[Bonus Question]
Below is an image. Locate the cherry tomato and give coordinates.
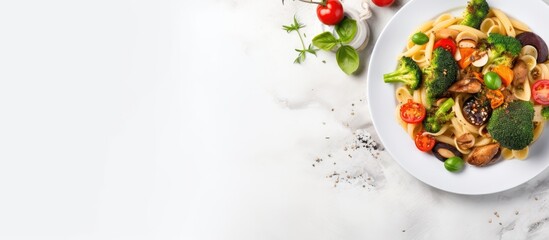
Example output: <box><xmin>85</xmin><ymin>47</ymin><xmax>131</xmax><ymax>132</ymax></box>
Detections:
<box><xmin>532</xmin><ymin>79</ymin><xmax>549</xmax><ymax>105</ymax></box>
<box><xmin>400</xmin><ymin>99</ymin><xmax>426</xmax><ymax>123</ymax></box>
<box><xmin>433</xmin><ymin>38</ymin><xmax>457</xmax><ymax>55</ymax></box>
<box><xmin>372</xmin><ymin>0</ymin><xmax>395</xmax><ymax>7</ymax></box>
<box><xmin>415</xmin><ymin>131</ymin><xmax>436</xmax><ymax>152</ymax></box>
<box><xmin>316</xmin><ymin>0</ymin><xmax>344</xmax><ymax>25</ymax></box>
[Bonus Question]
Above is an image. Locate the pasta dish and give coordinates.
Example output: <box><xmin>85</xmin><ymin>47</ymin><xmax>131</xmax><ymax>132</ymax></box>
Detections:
<box><xmin>383</xmin><ymin>0</ymin><xmax>549</xmax><ymax>172</ymax></box>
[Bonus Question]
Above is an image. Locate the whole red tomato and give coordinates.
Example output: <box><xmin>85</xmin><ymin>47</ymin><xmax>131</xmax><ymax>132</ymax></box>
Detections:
<box><xmin>372</xmin><ymin>0</ymin><xmax>395</xmax><ymax>7</ymax></box>
<box><xmin>316</xmin><ymin>0</ymin><xmax>344</xmax><ymax>25</ymax></box>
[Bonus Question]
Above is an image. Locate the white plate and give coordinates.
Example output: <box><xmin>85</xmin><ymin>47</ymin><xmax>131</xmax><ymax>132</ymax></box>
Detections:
<box><xmin>367</xmin><ymin>0</ymin><xmax>549</xmax><ymax>195</ymax></box>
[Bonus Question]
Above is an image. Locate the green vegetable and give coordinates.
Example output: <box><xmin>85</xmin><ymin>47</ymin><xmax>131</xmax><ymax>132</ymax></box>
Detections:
<box><xmin>312</xmin><ymin>32</ymin><xmax>339</xmax><ymax>50</ymax></box>
<box><xmin>482</xmin><ymin>33</ymin><xmax>522</xmax><ymax>67</ymax></box>
<box><xmin>424</xmin><ymin>98</ymin><xmax>455</xmax><ymax>133</ymax></box>
<box><xmin>423</xmin><ymin>47</ymin><xmax>459</xmax><ymax>106</ymax></box>
<box><xmin>460</xmin><ymin>0</ymin><xmax>489</xmax><ymax>29</ymax></box>
<box><xmin>487</xmin><ymin>101</ymin><xmax>534</xmax><ymax>150</ymax></box>
<box><xmin>283</xmin><ymin>16</ymin><xmax>318</xmax><ymax>64</ymax></box>
<box><xmin>488</xmin><ymin>33</ymin><xmax>522</xmax><ymax>56</ymax></box>
<box><xmin>542</xmin><ymin>106</ymin><xmax>549</xmax><ymax>120</ymax></box>
<box><xmin>337</xmin><ymin>45</ymin><xmax>360</xmax><ymax>75</ymax></box>
<box><xmin>312</xmin><ymin>18</ymin><xmax>360</xmax><ymax>75</ymax></box>
<box><xmin>412</xmin><ymin>32</ymin><xmax>429</xmax><ymax>45</ymax></box>
<box><xmin>383</xmin><ymin>56</ymin><xmax>422</xmax><ymax>90</ymax></box>
<box><xmin>444</xmin><ymin>156</ymin><xmax>465</xmax><ymax>172</ymax></box>
<box><xmin>335</xmin><ymin>17</ymin><xmax>357</xmax><ymax>44</ymax></box>
<box><xmin>484</xmin><ymin>72</ymin><xmax>502</xmax><ymax>90</ymax></box>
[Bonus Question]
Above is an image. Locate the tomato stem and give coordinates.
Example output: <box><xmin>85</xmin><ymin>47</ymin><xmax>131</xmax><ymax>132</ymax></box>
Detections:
<box><xmin>296</xmin><ymin>0</ymin><xmax>325</xmax><ymax>6</ymax></box>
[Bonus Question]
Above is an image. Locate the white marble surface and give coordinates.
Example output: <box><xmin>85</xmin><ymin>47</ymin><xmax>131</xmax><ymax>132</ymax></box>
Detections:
<box><xmin>183</xmin><ymin>0</ymin><xmax>549</xmax><ymax>239</ymax></box>
<box><xmin>2</xmin><ymin>0</ymin><xmax>549</xmax><ymax>239</ymax></box>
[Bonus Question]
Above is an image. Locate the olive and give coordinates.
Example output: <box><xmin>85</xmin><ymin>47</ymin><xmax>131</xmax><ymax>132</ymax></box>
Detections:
<box><xmin>432</xmin><ymin>142</ymin><xmax>462</xmax><ymax>162</ymax></box>
<box><xmin>445</xmin><ymin>156</ymin><xmax>465</xmax><ymax>172</ymax></box>
<box><xmin>462</xmin><ymin>96</ymin><xmax>492</xmax><ymax>126</ymax></box>
<box><xmin>412</xmin><ymin>32</ymin><xmax>429</xmax><ymax>45</ymax></box>
<box><xmin>484</xmin><ymin>72</ymin><xmax>502</xmax><ymax>90</ymax></box>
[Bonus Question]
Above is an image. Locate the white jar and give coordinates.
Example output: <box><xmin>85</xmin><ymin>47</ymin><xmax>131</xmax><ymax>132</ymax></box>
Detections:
<box><xmin>320</xmin><ymin>3</ymin><xmax>371</xmax><ymax>51</ymax></box>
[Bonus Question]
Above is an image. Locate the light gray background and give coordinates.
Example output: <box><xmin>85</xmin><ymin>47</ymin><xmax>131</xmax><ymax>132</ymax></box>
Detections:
<box><xmin>1</xmin><ymin>0</ymin><xmax>549</xmax><ymax>239</ymax></box>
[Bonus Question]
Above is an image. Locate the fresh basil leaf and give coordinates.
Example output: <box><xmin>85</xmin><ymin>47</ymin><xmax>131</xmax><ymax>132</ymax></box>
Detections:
<box><xmin>312</xmin><ymin>32</ymin><xmax>338</xmax><ymax>51</ymax></box>
<box><xmin>335</xmin><ymin>17</ymin><xmax>357</xmax><ymax>44</ymax></box>
<box><xmin>336</xmin><ymin>45</ymin><xmax>359</xmax><ymax>75</ymax></box>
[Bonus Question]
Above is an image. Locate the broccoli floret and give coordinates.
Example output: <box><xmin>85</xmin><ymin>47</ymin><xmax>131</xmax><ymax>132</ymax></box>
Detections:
<box><xmin>542</xmin><ymin>106</ymin><xmax>549</xmax><ymax>120</ymax></box>
<box><xmin>460</xmin><ymin>0</ymin><xmax>490</xmax><ymax>29</ymax></box>
<box><xmin>423</xmin><ymin>47</ymin><xmax>459</xmax><ymax>106</ymax></box>
<box><xmin>424</xmin><ymin>98</ymin><xmax>455</xmax><ymax>133</ymax></box>
<box><xmin>383</xmin><ymin>56</ymin><xmax>422</xmax><ymax>90</ymax></box>
<box><xmin>486</xmin><ymin>33</ymin><xmax>522</xmax><ymax>67</ymax></box>
<box><xmin>487</xmin><ymin>101</ymin><xmax>534</xmax><ymax>150</ymax></box>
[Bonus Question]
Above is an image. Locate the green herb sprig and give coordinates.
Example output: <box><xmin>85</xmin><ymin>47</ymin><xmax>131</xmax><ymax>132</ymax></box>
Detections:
<box><xmin>283</xmin><ymin>16</ymin><xmax>318</xmax><ymax>64</ymax></box>
<box><xmin>312</xmin><ymin>17</ymin><xmax>360</xmax><ymax>74</ymax></box>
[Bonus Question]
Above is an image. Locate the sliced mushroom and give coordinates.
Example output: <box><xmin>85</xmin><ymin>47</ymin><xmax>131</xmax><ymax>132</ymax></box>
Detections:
<box><xmin>472</xmin><ymin>51</ymin><xmax>489</xmax><ymax>67</ymax></box>
<box><xmin>448</xmin><ymin>78</ymin><xmax>482</xmax><ymax>93</ymax></box>
<box><xmin>513</xmin><ymin>60</ymin><xmax>529</xmax><ymax>86</ymax></box>
<box><xmin>432</xmin><ymin>142</ymin><xmax>462</xmax><ymax>162</ymax></box>
<box><xmin>456</xmin><ymin>133</ymin><xmax>475</xmax><ymax>150</ymax></box>
<box><xmin>470</xmin><ymin>51</ymin><xmax>487</xmax><ymax>62</ymax></box>
<box><xmin>458</xmin><ymin>39</ymin><xmax>477</xmax><ymax>48</ymax></box>
<box><xmin>466</xmin><ymin>143</ymin><xmax>501</xmax><ymax>167</ymax></box>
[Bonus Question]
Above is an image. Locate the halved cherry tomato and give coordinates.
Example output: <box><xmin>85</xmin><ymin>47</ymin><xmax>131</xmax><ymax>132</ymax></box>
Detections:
<box><xmin>532</xmin><ymin>80</ymin><xmax>549</xmax><ymax>105</ymax></box>
<box><xmin>486</xmin><ymin>89</ymin><xmax>504</xmax><ymax>109</ymax></box>
<box><xmin>415</xmin><ymin>131</ymin><xmax>436</xmax><ymax>152</ymax></box>
<box><xmin>458</xmin><ymin>48</ymin><xmax>475</xmax><ymax>69</ymax></box>
<box><xmin>433</xmin><ymin>38</ymin><xmax>457</xmax><ymax>55</ymax></box>
<box><xmin>492</xmin><ymin>65</ymin><xmax>514</xmax><ymax>87</ymax></box>
<box><xmin>400</xmin><ymin>99</ymin><xmax>426</xmax><ymax>123</ymax></box>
